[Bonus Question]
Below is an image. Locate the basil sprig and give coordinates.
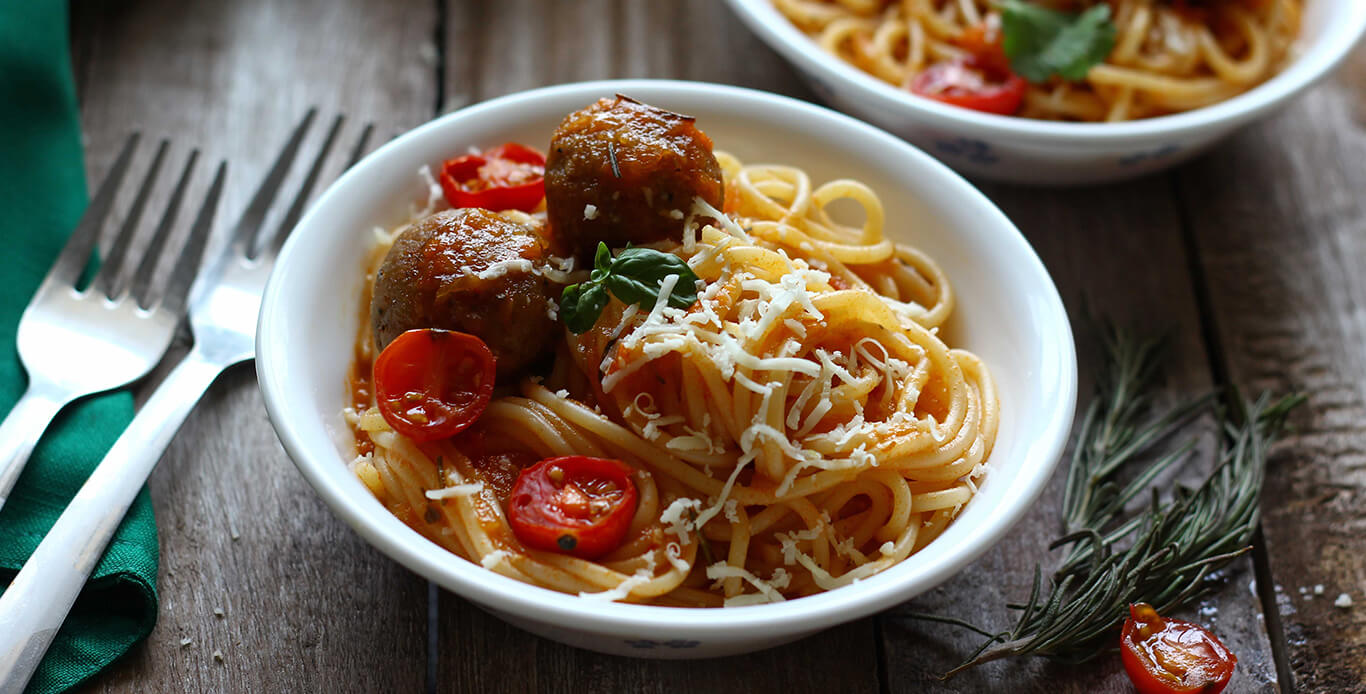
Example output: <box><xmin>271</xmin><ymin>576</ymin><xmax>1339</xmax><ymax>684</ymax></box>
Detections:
<box><xmin>560</xmin><ymin>242</ymin><xmax>700</xmax><ymax>334</ymax></box>
<box><xmin>1001</xmin><ymin>0</ymin><xmax>1116</xmax><ymax>83</ymax></box>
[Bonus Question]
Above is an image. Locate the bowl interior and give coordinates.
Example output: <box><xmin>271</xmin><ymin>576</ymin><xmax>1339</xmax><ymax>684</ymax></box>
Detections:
<box><xmin>257</xmin><ymin>80</ymin><xmax>1075</xmax><ymax>635</ymax></box>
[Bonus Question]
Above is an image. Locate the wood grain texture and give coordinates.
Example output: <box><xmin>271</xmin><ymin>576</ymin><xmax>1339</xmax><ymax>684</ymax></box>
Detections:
<box><xmin>882</xmin><ymin>180</ymin><xmax>1279</xmax><ymax>692</ymax></box>
<box><xmin>68</xmin><ymin>0</ymin><xmax>437</xmax><ymax>691</ymax></box>
<box><xmin>1175</xmin><ymin>41</ymin><xmax>1366</xmax><ymax>694</ymax></box>
<box><xmin>439</xmin><ymin>593</ymin><xmax>879</xmax><ymax>694</ymax></box>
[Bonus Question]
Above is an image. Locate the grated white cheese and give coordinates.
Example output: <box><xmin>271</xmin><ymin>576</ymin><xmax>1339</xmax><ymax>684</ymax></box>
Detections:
<box><xmin>693</xmin><ymin>454</ymin><xmax>754</xmax><ymax>530</ymax></box>
<box><xmin>414</xmin><ymin>164</ymin><xmax>445</xmax><ymax>217</ymax></box>
<box><xmin>664</xmin><ymin>542</ymin><xmax>691</xmax><ymax>574</ymax></box>
<box><xmin>706</xmin><ymin>562</ymin><xmax>787</xmax><ymax>605</ymax></box>
<box><xmin>690</xmin><ymin>196</ymin><xmax>752</xmax><ymax>242</ymax></box>
<box><xmin>424</xmin><ymin>482</ymin><xmax>485</xmax><ymax>500</ymax></box>
<box><xmin>660</xmin><ymin>497</ymin><xmax>702</xmax><ymax>541</ymax></box>
<box><xmin>769</xmin><ymin>568</ymin><xmax>792</xmax><ymax>590</ymax></box>
<box><xmin>583</xmin><ymin>203</ymin><xmax>598</xmax><ymax>220</ymax></box>
<box><xmin>538</xmin><ymin>255</ymin><xmax>580</xmax><ymax>283</ymax></box>
<box><xmin>580</xmin><ymin>555</ymin><xmax>657</xmax><ymax>602</ymax></box>
<box><xmin>480</xmin><ymin>550</ymin><xmax>512</xmax><ymax>569</ymax></box>
<box><xmin>469</xmin><ymin>258</ymin><xmax>534</xmax><ymax>280</ymax></box>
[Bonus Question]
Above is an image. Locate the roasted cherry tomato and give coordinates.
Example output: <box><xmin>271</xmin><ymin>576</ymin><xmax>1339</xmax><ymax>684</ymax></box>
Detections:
<box><xmin>1121</xmin><ymin>603</ymin><xmax>1237</xmax><ymax>694</ymax></box>
<box><xmin>910</xmin><ymin>56</ymin><xmax>1027</xmax><ymax>116</ymax></box>
<box><xmin>439</xmin><ymin>143</ymin><xmax>546</xmax><ymax>212</ymax></box>
<box><xmin>373</xmin><ymin>329</ymin><xmax>495</xmax><ymax>442</ymax></box>
<box><xmin>507</xmin><ymin>456</ymin><xmax>638</xmax><ymax>559</ymax></box>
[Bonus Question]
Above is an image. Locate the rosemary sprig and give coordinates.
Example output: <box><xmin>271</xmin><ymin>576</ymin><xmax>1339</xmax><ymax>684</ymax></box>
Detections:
<box><xmin>1055</xmin><ymin>328</ymin><xmax>1210</xmax><ymax>578</ymax></box>
<box><xmin>916</xmin><ymin>326</ymin><xmax>1303</xmax><ymax>676</ymax></box>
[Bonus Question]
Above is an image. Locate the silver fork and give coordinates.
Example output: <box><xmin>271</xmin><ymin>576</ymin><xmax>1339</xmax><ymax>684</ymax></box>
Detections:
<box><xmin>0</xmin><ymin>136</ymin><xmax>225</xmax><ymax>511</ymax></box>
<box><xmin>0</xmin><ymin>110</ymin><xmax>373</xmax><ymax>694</ymax></box>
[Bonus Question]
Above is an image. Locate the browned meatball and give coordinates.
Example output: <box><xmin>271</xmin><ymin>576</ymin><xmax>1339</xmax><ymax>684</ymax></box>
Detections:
<box><xmin>371</xmin><ymin>208</ymin><xmax>556</xmax><ymax>379</ymax></box>
<box><xmin>544</xmin><ymin>96</ymin><xmax>724</xmax><ymax>259</ymax></box>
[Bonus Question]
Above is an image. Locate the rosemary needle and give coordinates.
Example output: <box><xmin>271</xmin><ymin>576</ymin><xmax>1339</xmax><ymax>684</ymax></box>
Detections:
<box><xmin>911</xmin><ymin>325</ymin><xmax>1303</xmax><ymax>675</ymax></box>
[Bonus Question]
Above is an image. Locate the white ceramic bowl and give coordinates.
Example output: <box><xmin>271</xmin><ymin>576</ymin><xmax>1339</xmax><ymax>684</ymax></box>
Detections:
<box><xmin>726</xmin><ymin>0</ymin><xmax>1366</xmax><ymax>185</ymax></box>
<box><xmin>257</xmin><ymin>79</ymin><xmax>1077</xmax><ymax>658</ymax></box>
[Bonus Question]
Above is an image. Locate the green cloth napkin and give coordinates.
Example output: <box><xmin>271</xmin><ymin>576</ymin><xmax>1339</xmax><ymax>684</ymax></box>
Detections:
<box><xmin>0</xmin><ymin>3</ymin><xmax>160</xmax><ymax>693</ymax></box>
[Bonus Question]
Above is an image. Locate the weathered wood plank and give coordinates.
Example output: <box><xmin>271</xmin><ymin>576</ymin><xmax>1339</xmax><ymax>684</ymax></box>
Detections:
<box><xmin>1175</xmin><ymin>42</ymin><xmax>1366</xmax><ymax>694</ymax></box>
<box><xmin>436</xmin><ymin>1</ymin><xmax>877</xmax><ymax>691</ymax></box>
<box><xmin>881</xmin><ymin>180</ymin><xmax>1280</xmax><ymax>692</ymax></box>
<box><xmin>441</xmin><ymin>0</ymin><xmax>815</xmax><ymax>115</ymax></box>
<box><xmin>69</xmin><ymin>0</ymin><xmax>437</xmax><ymax>690</ymax></box>
<box><xmin>440</xmin><ymin>590</ymin><xmax>879</xmax><ymax>694</ymax></box>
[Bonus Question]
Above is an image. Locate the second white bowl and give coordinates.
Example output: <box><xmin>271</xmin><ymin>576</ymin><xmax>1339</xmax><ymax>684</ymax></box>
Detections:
<box><xmin>725</xmin><ymin>0</ymin><xmax>1366</xmax><ymax>185</ymax></box>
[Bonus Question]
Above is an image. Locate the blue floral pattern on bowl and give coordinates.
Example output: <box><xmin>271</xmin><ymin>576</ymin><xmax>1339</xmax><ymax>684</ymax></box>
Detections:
<box><xmin>1118</xmin><ymin>143</ymin><xmax>1181</xmax><ymax>167</ymax></box>
<box><xmin>934</xmin><ymin>137</ymin><xmax>999</xmax><ymax>165</ymax></box>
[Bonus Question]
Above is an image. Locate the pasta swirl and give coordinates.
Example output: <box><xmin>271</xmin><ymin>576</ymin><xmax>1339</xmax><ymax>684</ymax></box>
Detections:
<box><xmin>346</xmin><ymin>152</ymin><xmax>998</xmax><ymax>606</ymax></box>
<box><xmin>775</xmin><ymin>0</ymin><xmax>1302</xmax><ymax>122</ymax></box>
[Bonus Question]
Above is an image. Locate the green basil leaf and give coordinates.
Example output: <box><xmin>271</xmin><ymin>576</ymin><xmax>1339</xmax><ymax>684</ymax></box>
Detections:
<box><xmin>1001</xmin><ymin>1</ymin><xmax>1115</xmax><ymax>84</ymax></box>
<box><xmin>594</xmin><ymin>241</ymin><xmax>613</xmax><ymax>272</ymax></box>
<box><xmin>560</xmin><ymin>282</ymin><xmax>610</xmax><ymax>334</ymax></box>
<box><xmin>604</xmin><ymin>248</ymin><xmax>700</xmax><ymax>310</ymax></box>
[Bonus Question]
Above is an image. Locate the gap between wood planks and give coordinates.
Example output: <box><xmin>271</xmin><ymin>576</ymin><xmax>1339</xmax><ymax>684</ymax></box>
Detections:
<box><xmin>426</xmin><ymin>2</ymin><xmax>446</xmax><ymax>693</ymax></box>
<box><xmin>1169</xmin><ymin>173</ymin><xmax>1295</xmax><ymax>693</ymax></box>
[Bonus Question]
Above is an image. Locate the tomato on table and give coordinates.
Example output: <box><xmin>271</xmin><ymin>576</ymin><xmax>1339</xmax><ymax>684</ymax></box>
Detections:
<box><xmin>1121</xmin><ymin>603</ymin><xmax>1237</xmax><ymax>694</ymax></box>
<box><xmin>507</xmin><ymin>456</ymin><xmax>638</xmax><ymax>559</ymax></box>
<box><xmin>910</xmin><ymin>55</ymin><xmax>1027</xmax><ymax>116</ymax></box>
<box><xmin>373</xmin><ymin>329</ymin><xmax>496</xmax><ymax>442</ymax></box>
<box><xmin>439</xmin><ymin>142</ymin><xmax>546</xmax><ymax>212</ymax></box>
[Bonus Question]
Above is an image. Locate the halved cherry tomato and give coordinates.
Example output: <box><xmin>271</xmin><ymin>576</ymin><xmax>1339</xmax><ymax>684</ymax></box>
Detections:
<box><xmin>507</xmin><ymin>456</ymin><xmax>638</xmax><ymax>559</ymax></box>
<box><xmin>1121</xmin><ymin>603</ymin><xmax>1237</xmax><ymax>694</ymax></box>
<box><xmin>957</xmin><ymin>15</ymin><xmax>1008</xmax><ymax>73</ymax></box>
<box><xmin>373</xmin><ymin>329</ymin><xmax>495</xmax><ymax>442</ymax></box>
<box><xmin>910</xmin><ymin>56</ymin><xmax>1027</xmax><ymax>116</ymax></box>
<box><xmin>439</xmin><ymin>143</ymin><xmax>546</xmax><ymax>212</ymax></box>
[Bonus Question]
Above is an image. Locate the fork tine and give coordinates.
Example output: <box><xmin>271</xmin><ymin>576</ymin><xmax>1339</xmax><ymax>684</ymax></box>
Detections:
<box><xmin>256</xmin><ymin>114</ymin><xmax>345</xmax><ymax>259</ymax></box>
<box><xmin>44</xmin><ymin>133</ymin><xmax>141</xmax><ymax>289</ymax></box>
<box><xmin>231</xmin><ymin>108</ymin><xmax>317</xmax><ymax>255</ymax></box>
<box><xmin>158</xmin><ymin>161</ymin><xmax>227</xmax><ymax>319</ymax></box>
<box><xmin>90</xmin><ymin>139</ymin><xmax>169</xmax><ymax>299</ymax></box>
<box><xmin>261</xmin><ymin>117</ymin><xmax>371</xmax><ymax>260</ymax></box>
<box><xmin>128</xmin><ymin>149</ymin><xmax>199</xmax><ymax>308</ymax></box>
<box><xmin>345</xmin><ymin>123</ymin><xmax>376</xmax><ymax>170</ymax></box>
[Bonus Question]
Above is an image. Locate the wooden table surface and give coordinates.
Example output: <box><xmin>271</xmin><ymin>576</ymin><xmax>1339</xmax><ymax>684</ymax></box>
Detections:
<box><xmin>65</xmin><ymin>1</ymin><xmax>1366</xmax><ymax>692</ymax></box>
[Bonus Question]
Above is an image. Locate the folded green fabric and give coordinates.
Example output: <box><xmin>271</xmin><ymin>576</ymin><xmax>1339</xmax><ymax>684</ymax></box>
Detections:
<box><xmin>0</xmin><ymin>3</ymin><xmax>160</xmax><ymax>693</ymax></box>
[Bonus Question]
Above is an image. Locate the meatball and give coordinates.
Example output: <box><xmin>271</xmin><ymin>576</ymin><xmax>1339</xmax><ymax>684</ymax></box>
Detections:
<box><xmin>544</xmin><ymin>95</ymin><xmax>724</xmax><ymax>259</ymax></box>
<box><xmin>371</xmin><ymin>208</ymin><xmax>556</xmax><ymax>379</ymax></box>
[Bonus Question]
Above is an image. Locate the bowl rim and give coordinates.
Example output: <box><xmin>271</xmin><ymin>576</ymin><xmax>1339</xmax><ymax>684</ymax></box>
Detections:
<box><xmin>257</xmin><ymin>78</ymin><xmax>1078</xmax><ymax>639</ymax></box>
<box><xmin>725</xmin><ymin>0</ymin><xmax>1366</xmax><ymax>145</ymax></box>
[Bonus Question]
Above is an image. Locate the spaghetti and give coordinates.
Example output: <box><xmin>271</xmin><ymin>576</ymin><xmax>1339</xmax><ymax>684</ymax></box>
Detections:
<box><xmin>774</xmin><ymin>0</ymin><xmax>1302</xmax><ymax>121</ymax></box>
<box><xmin>345</xmin><ymin>143</ymin><xmax>997</xmax><ymax>607</ymax></box>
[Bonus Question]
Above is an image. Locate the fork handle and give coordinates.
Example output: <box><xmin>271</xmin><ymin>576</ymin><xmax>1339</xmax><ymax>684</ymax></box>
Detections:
<box><xmin>0</xmin><ymin>349</ymin><xmax>223</xmax><ymax>694</ymax></box>
<box><xmin>0</xmin><ymin>383</ymin><xmax>69</xmax><ymax>512</ymax></box>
